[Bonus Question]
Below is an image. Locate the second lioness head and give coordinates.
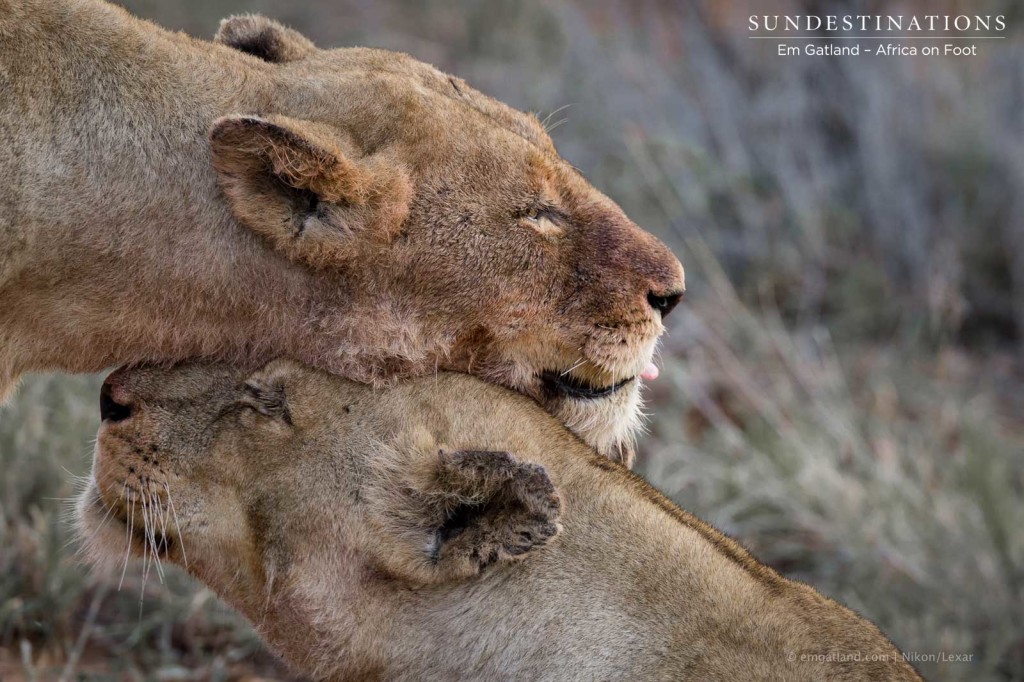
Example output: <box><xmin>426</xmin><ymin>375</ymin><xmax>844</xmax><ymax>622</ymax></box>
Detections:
<box><xmin>208</xmin><ymin>16</ymin><xmax>685</xmax><ymax>462</ymax></box>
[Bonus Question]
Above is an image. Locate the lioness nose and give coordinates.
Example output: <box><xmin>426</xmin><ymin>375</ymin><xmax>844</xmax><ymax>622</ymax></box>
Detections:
<box><xmin>647</xmin><ymin>290</ymin><xmax>683</xmax><ymax>319</ymax></box>
<box><xmin>100</xmin><ymin>379</ymin><xmax>133</xmax><ymax>423</ymax></box>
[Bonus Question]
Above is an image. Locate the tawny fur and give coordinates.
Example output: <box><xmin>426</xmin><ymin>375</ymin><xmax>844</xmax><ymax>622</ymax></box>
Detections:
<box><xmin>0</xmin><ymin>0</ymin><xmax>685</xmax><ymax>462</ymax></box>
<box><xmin>78</xmin><ymin>362</ymin><xmax>921</xmax><ymax>682</ymax></box>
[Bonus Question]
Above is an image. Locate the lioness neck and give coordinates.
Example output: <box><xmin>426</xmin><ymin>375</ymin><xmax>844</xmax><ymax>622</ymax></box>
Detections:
<box><xmin>0</xmin><ymin>0</ymin><xmax>319</xmax><ymax>378</ymax></box>
<box><xmin>270</xmin><ymin>377</ymin><xmax>920</xmax><ymax>681</ymax></box>
<box><xmin>555</xmin><ymin>458</ymin><xmax>917</xmax><ymax>680</ymax></box>
<box><xmin>398</xmin><ymin>463</ymin><xmax>915</xmax><ymax>680</ymax></box>
<box><xmin>370</xmin><ymin>461</ymin><xmax>916</xmax><ymax>681</ymax></box>
<box><xmin>398</xmin><ymin>378</ymin><xmax>917</xmax><ymax>680</ymax></box>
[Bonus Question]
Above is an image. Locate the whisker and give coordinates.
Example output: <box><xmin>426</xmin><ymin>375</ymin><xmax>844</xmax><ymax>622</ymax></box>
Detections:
<box><xmin>158</xmin><ymin>494</ymin><xmax>171</xmax><ymax>555</ymax></box>
<box><xmin>261</xmin><ymin>569</ymin><xmax>276</xmax><ymax>628</ymax></box>
<box><xmin>165</xmin><ymin>483</ymin><xmax>188</xmax><ymax>569</ymax></box>
<box><xmin>119</xmin><ymin>489</ymin><xmax>133</xmax><ymax>591</ymax></box>
<box><xmin>140</xmin><ymin>489</ymin><xmax>151</xmax><ymax>588</ymax></box>
<box><xmin>91</xmin><ymin>485</ymin><xmax>121</xmax><ymax>537</ymax></box>
<box><xmin>139</xmin><ymin>493</ymin><xmax>150</xmax><ymax>620</ymax></box>
<box><xmin>545</xmin><ymin>117</ymin><xmax>569</xmax><ymax>133</ymax></box>
<box><xmin>560</xmin><ymin>357</ymin><xmax>588</xmax><ymax>377</ymax></box>
<box><xmin>59</xmin><ymin>466</ymin><xmax>88</xmax><ymax>481</ymax></box>
<box><xmin>63</xmin><ymin>485</ymin><xmax>118</xmax><ymax>552</ymax></box>
<box><xmin>148</xmin><ymin>489</ymin><xmax>163</xmax><ymax>577</ymax></box>
<box><xmin>541</xmin><ymin>103</ymin><xmax>572</xmax><ymax>130</ymax></box>
<box><xmin>141</xmin><ymin>489</ymin><xmax>164</xmax><ymax>583</ymax></box>
<box><xmin>151</xmin><ymin>490</ymin><xmax>167</xmax><ymax>580</ymax></box>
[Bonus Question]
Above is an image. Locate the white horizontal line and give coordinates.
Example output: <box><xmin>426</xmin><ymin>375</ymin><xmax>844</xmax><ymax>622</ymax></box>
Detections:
<box><xmin>748</xmin><ymin>36</ymin><xmax>1005</xmax><ymax>39</ymax></box>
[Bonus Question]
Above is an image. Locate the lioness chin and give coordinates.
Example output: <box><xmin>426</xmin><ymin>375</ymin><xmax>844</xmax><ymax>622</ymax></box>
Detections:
<box><xmin>77</xmin><ymin>361</ymin><xmax>921</xmax><ymax>682</ymax></box>
<box><xmin>0</xmin><ymin>0</ymin><xmax>685</xmax><ymax>463</ymax></box>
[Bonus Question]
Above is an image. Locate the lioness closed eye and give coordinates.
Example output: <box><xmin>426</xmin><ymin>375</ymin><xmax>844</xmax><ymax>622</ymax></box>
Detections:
<box><xmin>0</xmin><ymin>0</ymin><xmax>684</xmax><ymax>464</ymax></box>
<box><xmin>78</xmin><ymin>361</ymin><xmax>921</xmax><ymax>682</ymax></box>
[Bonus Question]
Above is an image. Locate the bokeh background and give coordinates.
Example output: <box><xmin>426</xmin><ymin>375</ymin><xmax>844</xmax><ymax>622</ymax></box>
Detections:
<box><xmin>3</xmin><ymin>0</ymin><xmax>1022</xmax><ymax>679</ymax></box>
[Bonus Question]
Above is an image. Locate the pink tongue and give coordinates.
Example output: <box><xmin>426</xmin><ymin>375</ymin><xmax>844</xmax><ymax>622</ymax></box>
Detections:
<box><xmin>640</xmin><ymin>363</ymin><xmax>659</xmax><ymax>381</ymax></box>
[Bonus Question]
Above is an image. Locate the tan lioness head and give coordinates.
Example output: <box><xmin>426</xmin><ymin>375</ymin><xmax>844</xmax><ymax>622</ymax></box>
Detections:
<box><xmin>79</xmin><ymin>360</ymin><xmax>921</xmax><ymax>681</ymax></box>
<box><xmin>206</xmin><ymin>16</ymin><xmax>685</xmax><ymax>463</ymax></box>
<box><xmin>80</xmin><ymin>360</ymin><xmax>565</xmax><ymax>587</ymax></box>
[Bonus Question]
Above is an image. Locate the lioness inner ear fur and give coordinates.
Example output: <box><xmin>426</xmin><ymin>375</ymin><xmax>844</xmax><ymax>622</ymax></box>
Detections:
<box><xmin>214</xmin><ymin>15</ymin><xmax>317</xmax><ymax>64</ymax></box>
<box><xmin>369</xmin><ymin>449</ymin><xmax>562</xmax><ymax>584</ymax></box>
<box><xmin>209</xmin><ymin>114</ymin><xmax>412</xmax><ymax>268</ymax></box>
<box><xmin>240</xmin><ymin>377</ymin><xmax>291</xmax><ymax>423</ymax></box>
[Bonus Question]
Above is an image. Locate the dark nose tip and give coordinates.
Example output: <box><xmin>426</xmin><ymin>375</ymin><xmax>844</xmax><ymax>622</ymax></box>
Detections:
<box><xmin>100</xmin><ymin>380</ymin><xmax>133</xmax><ymax>423</ymax></box>
<box><xmin>647</xmin><ymin>290</ymin><xmax>683</xmax><ymax>319</ymax></box>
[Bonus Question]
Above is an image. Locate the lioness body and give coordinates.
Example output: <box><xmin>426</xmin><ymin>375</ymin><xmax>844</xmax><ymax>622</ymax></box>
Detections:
<box><xmin>0</xmin><ymin>0</ymin><xmax>685</xmax><ymax>460</ymax></box>
<box><xmin>0</xmin><ymin>0</ymin><xmax>304</xmax><ymax>379</ymax></box>
<box><xmin>79</xmin><ymin>363</ymin><xmax>920</xmax><ymax>681</ymax></box>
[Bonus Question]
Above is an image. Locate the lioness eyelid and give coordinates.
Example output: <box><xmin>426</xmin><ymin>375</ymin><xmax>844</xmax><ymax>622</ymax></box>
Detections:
<box><xmin>524</xmin><ymin>215</ymin><xmax>564</xmax><ymax>238</ymax></box>
<box><xmin>523</xmin><ymin>203</ymin><xmax>565</xmax><ymax>223</ymax></box>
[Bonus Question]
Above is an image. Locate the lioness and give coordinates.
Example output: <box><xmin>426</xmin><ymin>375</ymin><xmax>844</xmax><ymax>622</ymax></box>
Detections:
<box><xmin>77</xmin><ymin>362</ymin><xmax>921</xmax><ymax>681</ymax></box>
<box><xmin>0</xmin><ymin>0</ymin><xmax>684</xmax><ymax>462</ymax></box>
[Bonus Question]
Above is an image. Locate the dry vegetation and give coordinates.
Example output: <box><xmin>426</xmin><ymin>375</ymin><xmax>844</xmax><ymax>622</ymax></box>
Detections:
<box><xmin>2</xmin><ymin>0</ymin><xmax>1022</xmax><ymax>679</ymax></box>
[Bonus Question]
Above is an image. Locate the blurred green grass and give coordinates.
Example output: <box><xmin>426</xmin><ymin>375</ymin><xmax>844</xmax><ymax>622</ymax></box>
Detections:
<box><xmin>643</xmin><ymin>296</ymin><xmax>1024</xmax><ymax>681</ymax></box>
<box><xmin>3</xmin><ymin>0</ymin><xmax>1023</xmax><ymax>679</ymax></box>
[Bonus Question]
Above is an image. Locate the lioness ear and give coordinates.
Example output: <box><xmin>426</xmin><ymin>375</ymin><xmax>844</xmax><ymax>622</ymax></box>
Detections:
<box><xmin>240</xmin><ymin>376</ymin><xmax>290</xmax><ymax>422</ymax></box>
<box><xmin>209</xmin><ymin>115</ymin><xmax>411</xmax><ymax>268</ymax></box>
<box><xmin>214</xmin><ymin>15</ymin><xmax>317</xmax><ymax>63</ymax></box>
<box><xmin>370</xmin><ymin>450</ymin><xmax>562</xmax><ymax>584</ymax></box>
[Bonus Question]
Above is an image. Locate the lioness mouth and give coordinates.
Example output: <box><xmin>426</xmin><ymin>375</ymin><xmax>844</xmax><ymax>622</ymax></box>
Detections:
<box><xmin>541</xmin><ymin>370</ymin><xmax>633</xmax><ymax>400</ymax></box>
